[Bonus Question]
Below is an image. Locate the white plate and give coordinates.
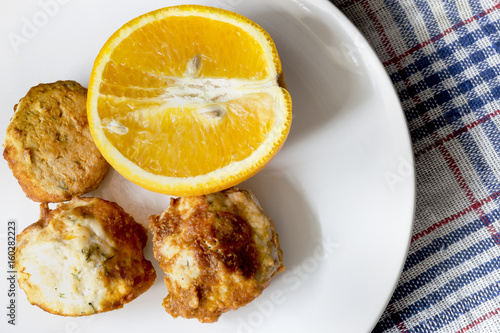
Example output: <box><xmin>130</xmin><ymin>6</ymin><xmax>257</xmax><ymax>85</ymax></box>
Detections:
<box><xmin>0</xmin><ymin>0</ymin><xmax>415</xmax><ymax>332</ymax></box>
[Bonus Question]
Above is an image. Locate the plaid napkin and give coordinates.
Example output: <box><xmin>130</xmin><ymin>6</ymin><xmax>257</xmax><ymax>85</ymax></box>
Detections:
<box><xmin>330</xmin><ymin>0</ymin><xmax>500</xmax><ymax>332</ymax></box>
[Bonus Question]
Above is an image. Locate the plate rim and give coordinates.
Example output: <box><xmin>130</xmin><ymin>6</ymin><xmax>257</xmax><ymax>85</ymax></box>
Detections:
<box><xmin>0</xmin><ymin>0</ymin><xmax>416</xmax><ymax>332</ymax></box>
<box><xmin>312</xmin><ymin>0</ymin><xmax>416</xmax><ymax>330</ymax></box>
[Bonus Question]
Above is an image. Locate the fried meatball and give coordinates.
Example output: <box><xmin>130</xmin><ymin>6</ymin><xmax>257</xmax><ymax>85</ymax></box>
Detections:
<box><xmin>3</xmin><ymin>80</ymin><xmax>109</xmax><ymax>202</ymax></box>
<box><xmin>15</xmin><ymin>197</ymin><xmax>156</xmax><ymax>316</ymax></box>
<box><xmin>149</xmin><ymin>188</ymin><xmax>284</xmax><ymax>323</ymax></box>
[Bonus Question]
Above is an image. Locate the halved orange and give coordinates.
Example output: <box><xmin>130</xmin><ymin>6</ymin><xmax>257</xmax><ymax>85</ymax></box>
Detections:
<box><xmin>87</xmin><ymin>5</ymin><xmax>292</xmax><ymax>196</ymax></box>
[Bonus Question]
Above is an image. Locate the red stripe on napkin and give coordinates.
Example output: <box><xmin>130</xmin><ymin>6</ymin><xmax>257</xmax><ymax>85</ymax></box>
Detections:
<box><xmin>455</xmin><ymin>307</ymin><xmax>500</xmax><ymax>333</ymax></box>
<box><xmin>415</xmin><ymin>110</ymin><xmax>500</xmax><ymax>159</ymax></box>
<box><xmin>382</xmin><ymin>3</ymin><xmax>500</xmax><ymax>67</ymax></box>
<box><xmin>411</xmin><ymin>191</ymin><xmax>500</xmax><ymax>243</ymax></box>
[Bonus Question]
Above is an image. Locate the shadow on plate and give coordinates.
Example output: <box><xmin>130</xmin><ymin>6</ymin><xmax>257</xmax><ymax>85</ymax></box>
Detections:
<box><xmin>241</xmin><ymin>168</ymin><xmax>322</xmax><ymax>270</ymax></box>
<box><xmin>86</xmin><ymin>169</ymin><xmax>171</xmax><ymax>227</ymax></box>
<box><xmin>249</xmin><ymin>7</ymin><xmax>368</xmax><ymax>147</ymax></box>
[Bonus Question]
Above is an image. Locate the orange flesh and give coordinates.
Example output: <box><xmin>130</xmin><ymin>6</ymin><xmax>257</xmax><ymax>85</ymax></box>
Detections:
<box><xmin>96</xmin><ymin>15</ymin><xmax>277</xmax><ymax>177</ymax></box>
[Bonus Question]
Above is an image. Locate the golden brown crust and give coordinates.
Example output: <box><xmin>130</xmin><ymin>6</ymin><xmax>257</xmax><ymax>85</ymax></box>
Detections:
<box><xmin>149</xmin><ymin>188</ymin><xmax>284</xmax><ymax>323</ymax></box>
<box><xmin>15</xmin><ymin>197</ymin><xmax>156</xmax><ymax>316</ymax></box>
<box><xmin>3</xmin><ymin>81</ymin><xmax>109</xmax><ymax>202</ymax></box>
